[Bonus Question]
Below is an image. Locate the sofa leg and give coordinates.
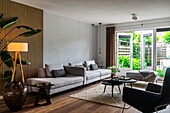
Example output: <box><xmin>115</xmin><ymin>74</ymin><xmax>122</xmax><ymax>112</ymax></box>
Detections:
<box><xmin>122</xmin><ymin>103</ymin><xmax>126</xmax><ymax>113</ymax></box>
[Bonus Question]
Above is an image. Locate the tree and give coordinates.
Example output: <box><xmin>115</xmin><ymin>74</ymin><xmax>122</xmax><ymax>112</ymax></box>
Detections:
<box><xmin>162</xmin><ymin>31</ymin><xmax>170</xmax><ymax>43</ymax></box>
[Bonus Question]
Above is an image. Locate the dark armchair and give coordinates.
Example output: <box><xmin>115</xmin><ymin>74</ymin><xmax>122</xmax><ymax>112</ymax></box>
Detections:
<box><xmin>122</xmin><ymin>68</ymin><xmax>170</xmax><ymax>113</ymax></box>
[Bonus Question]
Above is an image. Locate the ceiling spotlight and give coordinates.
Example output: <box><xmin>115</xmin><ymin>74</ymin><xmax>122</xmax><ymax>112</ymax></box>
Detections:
<box><xmin>132</xmin><ymin>14</ymin><xmax>137</xmax><ymax>20</ymax></box>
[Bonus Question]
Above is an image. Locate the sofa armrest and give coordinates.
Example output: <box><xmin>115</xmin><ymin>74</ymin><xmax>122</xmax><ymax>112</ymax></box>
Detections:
<box><xmin>123</xmin><ymin>87</ymin><xmax>161</xmax><ymax>113</ymax></box>
<box><xmin>64</xmin><ymin>66</ymin><xmax>86</xmax><ymax>76</ymax></box>
<box><xmin>38</xmin><ymin>68</ymin><xmax>47</xmax><ymax>78</ymax></box>
<box><xmin>26</xmin><ymin>78</ymin><xmax>50</xmax><ymax>93</ymax></box>
<box><xmin>146</xmin><ymin>83</ymin><xmax>162</xmax><ymax>93</ymax></box>
<box><xmin>64</xmin><ymin>66</ymin><xmax>86</xmax><ymax>84</ymax></box>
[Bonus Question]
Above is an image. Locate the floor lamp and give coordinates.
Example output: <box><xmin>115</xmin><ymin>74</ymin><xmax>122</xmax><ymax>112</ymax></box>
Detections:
<box><xmin>7</xmin><ymin>42</ymin><xmax>28</xmax><ymax>83</ymax></box>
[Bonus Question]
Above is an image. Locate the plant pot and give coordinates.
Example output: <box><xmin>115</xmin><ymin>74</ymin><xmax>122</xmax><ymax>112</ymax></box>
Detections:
<box><xmin>111</xmin><ymin>73</ymin><xmax>115</xmax><ymax>79</ymax></box>
<box><xmin>2</xmin><ymin>81</ymin><xmax>27</xmax><ymax>112</ymax></box>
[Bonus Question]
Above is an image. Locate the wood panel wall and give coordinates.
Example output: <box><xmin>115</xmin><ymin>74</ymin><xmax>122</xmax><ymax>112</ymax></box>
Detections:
<box><xmin>0</xmin><ymin>0</ymin><xmax>43</xmax><ymax>94</ymax></box>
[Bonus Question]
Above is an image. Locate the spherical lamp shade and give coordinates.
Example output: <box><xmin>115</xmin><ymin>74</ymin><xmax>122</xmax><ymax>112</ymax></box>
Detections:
<box><xmin>7</xmin><ymin>42</ymin><xmax>28</xmax><ymax>52</ymax></box>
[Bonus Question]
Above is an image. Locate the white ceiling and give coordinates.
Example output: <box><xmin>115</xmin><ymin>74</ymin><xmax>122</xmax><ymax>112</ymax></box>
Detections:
<box><xmin>12</xmin><ymin>0</ymin><xmax>170</xmax><ymax>24</ymax></box>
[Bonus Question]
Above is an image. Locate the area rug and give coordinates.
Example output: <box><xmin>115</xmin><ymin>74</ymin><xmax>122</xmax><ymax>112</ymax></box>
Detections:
<box><xmin>69</xmin><ymin>85</ymin><xmax>130</xmax><ymax>109</ymax></box>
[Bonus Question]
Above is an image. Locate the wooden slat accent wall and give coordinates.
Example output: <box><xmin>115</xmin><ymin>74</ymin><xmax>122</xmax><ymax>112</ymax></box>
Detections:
<box><xmin>0</xmin><ymin>0</ymin><xmax>43</xmax><ymax>94</ymax></box>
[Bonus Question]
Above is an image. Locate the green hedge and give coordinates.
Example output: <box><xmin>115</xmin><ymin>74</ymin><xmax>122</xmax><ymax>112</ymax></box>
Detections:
<box><xmin>119</xmin><ymin>55</ymin><xmax>143</xmax><ymax>70</ymax></box>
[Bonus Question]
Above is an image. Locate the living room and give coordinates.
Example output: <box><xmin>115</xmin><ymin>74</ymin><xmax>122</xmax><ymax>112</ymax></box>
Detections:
<box><xmin>0</xmin><ymin>0</ymin><xmax>170</xmax><ymax>113</ymax></box>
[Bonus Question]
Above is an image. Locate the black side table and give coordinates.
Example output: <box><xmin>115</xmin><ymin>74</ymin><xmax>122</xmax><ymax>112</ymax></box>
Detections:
<box><xmin>27</xmin><ymin>83</ymin><xmax>54</xmax><ymax>106</ymax></box>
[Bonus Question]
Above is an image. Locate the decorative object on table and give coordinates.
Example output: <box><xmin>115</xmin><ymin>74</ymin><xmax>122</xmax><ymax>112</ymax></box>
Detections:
<box><xmin>122</xmin><ymin>68</ymin><xmax>170</xmax><ymax>113</ymax></box>
<box><xmin>0</xmin><ymin>14</ymin><xmax>41</xmax><ymax>112</ymax></box>
<box><xmin>114</xmin><ymin>77</ymin><xmax>119</xmax><ymax>81</ymax></box>
<box><xmin>27</xmin><ymin>83</ymin><xmax>54</xmax><ymax>106</ymax></box>
<box><xmin>107</xmin><ymin>66</ymin><xmax>120</xmax><ymax>79</ymax></box>
<box><xmin>70</xmin><ymin>85</ymin><xmax>130</xmax><ymax>109</ymax></box>
<box><xmin>119</xmin><ymin>76</ymin><xmax>131</xmax><ymax>80</ymax></box>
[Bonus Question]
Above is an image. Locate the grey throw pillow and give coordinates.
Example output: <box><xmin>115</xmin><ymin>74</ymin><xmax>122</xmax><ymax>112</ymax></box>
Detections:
<box><xmin>90</xmin><ymin>64</ymin><xmax>98</xmax><ymax>70</ymax></box>
<box><xmin>52</xmin><ymin>69</ymin><xmax>65</xmax><ymax>77</ymax></box>
<box><xmin>84</xmin><ymin>60</ymin><xmax>96</xmax><ymax>70</ymax></box>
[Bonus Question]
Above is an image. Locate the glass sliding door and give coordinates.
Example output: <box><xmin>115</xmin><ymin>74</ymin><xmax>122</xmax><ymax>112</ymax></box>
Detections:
<box><xmin>116</xmin><ymin>30</ymin><xmax>153</xmax><ymax>74</ymax></box>
<box><xmin>117</xmin><ymin>33</ymin><xmax>133</xmax><ymax>74</ymax></box>
<box><xmin>156</xmin><ymin>28</ymin><xmax>170</xmax><ymax>77</ymax></box>
<box><xmin>142</xmin><ymin>30</ymin><xmax>153</xmax><ymax>70</ymax></box>
<box><xmin>133</xmin><ymin>31</ymin><xmax>141</xmax><ymax>70</ymax></box>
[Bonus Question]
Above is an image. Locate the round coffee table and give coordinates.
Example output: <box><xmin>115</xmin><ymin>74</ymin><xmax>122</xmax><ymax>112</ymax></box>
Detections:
<box><xmin>101</xmin><ymin>78</ymin><xmax>137</xmax><ymax>97</ymax></box>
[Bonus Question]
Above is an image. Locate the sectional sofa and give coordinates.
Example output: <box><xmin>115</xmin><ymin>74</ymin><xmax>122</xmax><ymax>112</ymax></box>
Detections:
<box><xmin>26</xmin><ymin>60</ymin><xmax>111</xmax><ymax>95</ymax></box>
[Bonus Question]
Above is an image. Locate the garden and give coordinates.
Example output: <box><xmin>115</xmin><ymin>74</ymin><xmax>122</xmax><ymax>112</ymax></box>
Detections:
<box><xmin>118</xmin><ymin>31</ymin><xmax>170</xmax><ymax>77</ymax></box>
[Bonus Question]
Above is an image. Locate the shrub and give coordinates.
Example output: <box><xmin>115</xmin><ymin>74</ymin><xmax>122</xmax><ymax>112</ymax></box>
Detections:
<box><xmin>133</xmin><ymin>58</ymin><xmax>141</xmax><ymax>70</ymax></box>
<box><xmin>157</xmin><ymin>69</ymin><xmax>165</xmax><ymax>77</ymax></box>
<box><xmin>119</xmin><ymin>56</ymin><xmax>130</xmax><ymax>68</ymax></box>
<box><xmin>133</xmin><ymin>43</ymin><xmax>140</xmax><ymax>58</ymax></box>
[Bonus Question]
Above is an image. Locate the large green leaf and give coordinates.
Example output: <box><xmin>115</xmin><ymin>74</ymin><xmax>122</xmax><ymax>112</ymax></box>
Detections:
<box><xmin>0</xmin><ymin>51</ymin><xmax>13</xmax><ymax>68</ymax></box>
<box><xmin>16</xmin><ymin>25</ymin><xmax>34</xmax><ymax>31</ymax></box>
<box><xmin>1</xmin><ymin>17</ymin><xmax>19</xmax><ymax>30</ymax></box>
<box><xmin>4</xmin><ymin>70</ymin><xmax>12</xmax><ymax>84</ymax></box>
<box><xmin>15</xmin><ymin>58</ymin><xmax>31</xmax><ymax>65</ymax></box>
<box><xmin>18</xmin><ymin>29</ymin><xmax>41</xmax><ymax>37</ymax></box>
<box><xmin>0</xmin><ymin>14</ymin><xmax>3</xmax><ymax>23</ymax></box>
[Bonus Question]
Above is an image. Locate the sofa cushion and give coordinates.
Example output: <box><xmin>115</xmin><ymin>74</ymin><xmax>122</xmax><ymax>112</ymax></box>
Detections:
<box><xmin>84</xmin><ymin>60</ymin><xmax>96</xmax><ymax>70</ymax></box>
<box><xmin>68</xmin><ymin>61</ymin><xmax>83</xmax><ymax>66</ymax></box>
<box><xmin>98</xmin><ymin>69</ymin><xmax>111</xmax><ymax>76</ymax></box>
<box><xmin>52</xmin><ymin>69</ymin><xmax>65</xmax><ymax>77</ymax></box>
<box><xmin>27</xmin><ymin>76</ymin><xmax>83</xmax><ymax>89</ymax></box>
<box><xmin>45</xmin><ymin>64</ymin><xmax>63</xmax><ymax>77</ymax></box>
<box><xmin>86</xmin><ymin>71</ymin><xmax>100</xmax><ymax>80</ymax></box>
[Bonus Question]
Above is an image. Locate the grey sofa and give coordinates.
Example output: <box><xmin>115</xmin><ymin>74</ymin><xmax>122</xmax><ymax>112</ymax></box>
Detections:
<box><xmin>27</xmin><ymin>61</ymin><xmax>111</xmax><ymax>95</ymax></box>
<box><xmin>68</xmin><ymin>60</ymin><xmax>111</xmax><ymax>84</ymax></box>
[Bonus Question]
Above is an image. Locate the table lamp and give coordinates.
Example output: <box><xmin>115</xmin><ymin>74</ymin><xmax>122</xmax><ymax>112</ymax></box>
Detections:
<box><xmin>7</xmin><ymin>42</ymin><xmax>28</xmax><ymax>83</ymax></box>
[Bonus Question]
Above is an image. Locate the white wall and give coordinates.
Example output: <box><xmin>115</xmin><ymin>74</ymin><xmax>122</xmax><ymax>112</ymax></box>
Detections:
<box><xmin>96</xmin><ymin>17</ymin><xmax>170</xmax><ymax>67</ymax></box>
<box><xmin>44</xmin><ymin>11</ymin><xmax>97</xmax><ymax>66</ymax></box>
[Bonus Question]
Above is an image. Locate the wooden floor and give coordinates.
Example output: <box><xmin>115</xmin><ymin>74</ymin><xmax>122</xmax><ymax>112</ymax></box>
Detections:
<box><xmin>0</xmin><ymin>81</ymin><xmax>168</xmax><ymax>113</ymax></box>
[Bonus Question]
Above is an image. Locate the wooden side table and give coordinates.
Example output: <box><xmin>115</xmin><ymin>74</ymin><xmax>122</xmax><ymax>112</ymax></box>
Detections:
<box><xmin>27</xmin><ymin>83</ymin><xmax>54</xmax><ymax>106</ymax></box>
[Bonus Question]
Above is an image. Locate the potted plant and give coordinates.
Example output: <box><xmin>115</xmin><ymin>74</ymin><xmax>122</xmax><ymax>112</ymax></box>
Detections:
<box><xmin>0</xmin><ymin>14</ymin><xmax>41</xmax><ymax>112</ymax></box>
<box><xmin>107</xmin><ymin>66</ymin><xmax>120</xmax><ymax>79</ymax></box>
